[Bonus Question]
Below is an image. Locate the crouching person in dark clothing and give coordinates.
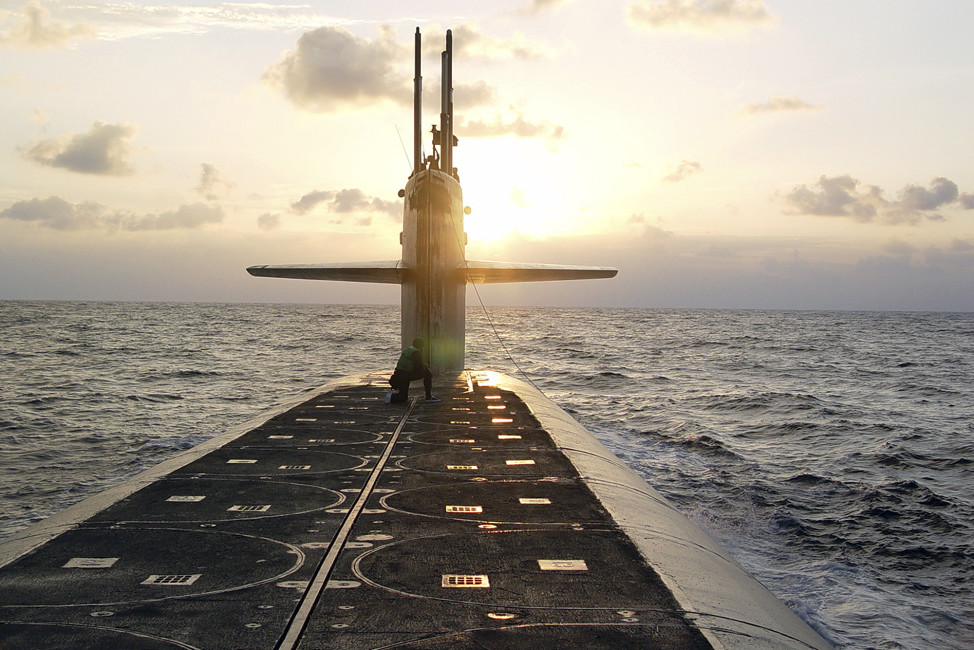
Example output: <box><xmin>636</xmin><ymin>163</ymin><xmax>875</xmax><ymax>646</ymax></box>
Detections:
<box><xmin>387</xmin><ymin>337</ymin><xmax>440</xmax><ymax>403</ymax></box>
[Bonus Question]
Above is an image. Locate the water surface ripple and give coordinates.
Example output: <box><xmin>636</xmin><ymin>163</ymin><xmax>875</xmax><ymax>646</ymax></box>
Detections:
<box><xmin>1</xmin><ymin>302</ymin><xmax>971</xmax><ymax>649</ymax></box>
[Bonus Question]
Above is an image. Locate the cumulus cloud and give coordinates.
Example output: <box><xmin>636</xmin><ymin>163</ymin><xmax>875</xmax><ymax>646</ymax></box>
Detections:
<box><xmin>0</xmin><ymin>0</ymin><xmax>96</xmax><ymax>49</ymax></box>
<box><xmin>0</xmin><ymin>196</ymin><xmax>224</xmax><ymax>230</ymax></box>
<box><xmin>662</xmin><ymin>159</ymin><xmax>702</xmax><ymax>182</ymax></box>
<box><xmin>740</xmin><ymin>96</ymin><xmax>824</xmax><ymax>115</ymax></box>
<box><xmin>628</xmin><ymin>0</ymin><xmax>774</xmax><ymax>33</ymax></box>
<box><xmin>290</xmin><ymin>188</ymin><xmax>400</xmax><ymax>220</ymax></box>
<box><xmin>783</xmin><ymin>175</ymin><xmax>968</xmax><ymax>225</ymax></box>
<box><xmin>195</xmin><ymin>163</ymin><xmax>234</xmax><ymax>200</ymax></box>
<box><xmin>23</xmin><ymin>121</ymin><xmax>136</xmax><ymax>175</ymax></box>
<box><xmin>897</xmin><ymin>177</ymin><xmax>957</xmax><ymax>211</ymax></box>
<box><xmin>263</xmin><ymin>26</ymin><xmax>410</xmax><ymax>112</ymax></box>
<box><xmin>960</xmin><ymin>194</ymin><xmax>974</xmax><ymax>209</ymax></box>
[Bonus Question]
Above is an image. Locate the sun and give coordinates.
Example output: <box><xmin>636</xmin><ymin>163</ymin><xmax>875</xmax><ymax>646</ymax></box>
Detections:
<box><xmin>456</xmin><ymin>139</ymin><xmax>577</xmax><ymax>247</ymax></box>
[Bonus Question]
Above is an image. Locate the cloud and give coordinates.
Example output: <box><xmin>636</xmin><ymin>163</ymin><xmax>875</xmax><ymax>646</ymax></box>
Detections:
<box><xmin>0</xmin><ymin>196</ymin><xmax>224</xmax><ymax>230</ymax></box>
<box><xmin>0</xmin><ymin>0</ymin><xmax>96</xmax><ymax>49</ymax></box>
<box><xmin>263</xmin><ymin>26</ymin><xmax>410</xmax><ymax>112</ymax></box>
<box><xmin>195</xmin><ymin>163</ymin><xmax>234</xmax><ymax>200</ymax></box>
<box><xmin>446</xmin><ymin>24</ymin><xmax>547</xmax><ymax>60</ymax></box>
<box><xmin>896</xmin><ymin>177</ymin><xmax>957</xmax><ymax>211</ymax></box>
<box><xmin>0</xmin><ymin>196</ymin><xmax>103</xmax><ymax>230</ymax></box>
<box><xmin>127</xmin><ymin>203</ymin><xmax>224</xmax><ymax>230</ymax></box>
<box><xmin>520</xmin><ymin>0</ymin><xmax>573</xmax><ymax>13</ymax></box>
<box><xmin>290</xmin><ymin>188</ymin><xmax>400</xmax><ymax>219</ymax></box>
<box><xmin>783</xmin><ymin>175</ymin><xmax>883</xmax><ymax>222</ymax></box>
<box><xmin>783</xmin><ymin>175</ymin><xmax>969</xmax><ymax>225</ymax></box>
<box><xmin>740</xmin><ymin>96</ymin><xmax>824</xmax><ymax>115</ymax></box>
<box><xmin>23</xmin><ymin>121</ymin><xmax>136</xmax><ymax>175</ymax></box>
<box><xmin>960</xmin><ymin>194</ymin><xmax>974</xmax><ymax>209</ymax></box>
<box><xmin>628</xmin><ymin>0</ymin><xmax>774</xmax><ymax>33</ymax></box>
<box><xmin>662</xmin><ymin>159</ymin><xmax>702</xmax><ymax>182</ymax></box>
<box><xmin>258</xmin><ymin>213</ymin><xmax>280</xmax><ymax>231</ymax></box>
<box><xmin>457</xmin><ymin>109</ymin><xmax>566</xmax><ymax>145</ymax></box>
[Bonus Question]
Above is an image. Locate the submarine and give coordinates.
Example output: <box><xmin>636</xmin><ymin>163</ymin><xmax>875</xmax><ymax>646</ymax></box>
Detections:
<box><xmin>0</xmin><ymin>29</ymin><xmax>833</xmax><ymax>649</ymax></box>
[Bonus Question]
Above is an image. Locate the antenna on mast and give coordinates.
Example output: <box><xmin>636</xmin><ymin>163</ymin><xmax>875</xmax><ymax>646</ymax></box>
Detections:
<box><xmin>440</xmin><ymin>30</ymin><xmax>453</xmax><ymax>176</ymax></box>
<box><xmin>413</xmin><ymin>27</ymin><xmax>422</xmax><ymax>175</ymax></box>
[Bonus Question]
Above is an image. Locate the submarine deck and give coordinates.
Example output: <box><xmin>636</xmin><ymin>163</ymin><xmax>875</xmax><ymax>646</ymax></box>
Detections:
<box><xmin>0</xmin><ymin>371</ymin><xmax>828</xmax><ymax>649</ymax></box>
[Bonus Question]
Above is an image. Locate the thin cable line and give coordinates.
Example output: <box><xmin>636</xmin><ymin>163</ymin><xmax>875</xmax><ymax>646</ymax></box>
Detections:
<box><xmin>394</xmin><ymin>124</ymin><xmax>412</xmax><ymax>172</ymax></box>
<box><xmin>444</xmin><ymin>197</ymin><xmax>548</xmax><ymax>398</ymax></box>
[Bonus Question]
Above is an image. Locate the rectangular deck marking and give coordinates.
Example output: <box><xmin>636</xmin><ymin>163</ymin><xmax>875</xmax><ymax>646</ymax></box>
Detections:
<box><xmin>506</xmin><ymin>460</ymin><xmax>535</xmax><ymax>466</ymax></box>
<box><xmin>491</xmin><ymin>418</ymin><xmax>514</xmax><ymax>424</ymax></box>
<box><xmin>484</xmin><ymin>395</ymin><xmax>502</xmax><ymax>400</ymax></box>
<box><xmin>441</xmin><ymin>575</ymin><xmax>489</xmax><ymax>588</ymax></box>
<box><xmin>295</xmin><ymin>418</ymin><xmax>317</xmax><ymax>422</ymax></box>
<box><xmin>315</xmin><ymin>405</ymin><xmax>335</xmax><ymax>408</ymax></box>
<box><xmin>446</xmin><ymin>465</ymin><xmax>478</xmax><ymax>471</ymax></box>
<box><xmin>450</xmin><ymin>421</ymin><xmax>471</xmax><ymax>425</ymax></box>
<box><xmin>279</xmin><ymin>465</ymin><xmax>311</xmax><ymax>470</ymax></box>
<box><xmin>278</xmin><ymin>397</ymin><xmax>418</xmax><ymax>650</ymax></box>
<box><xmin>451</xmin><ymin>407</ymin><xmax>471</xmax><ymax>411</ymax></box>
<box><xmin>349</xmin><ymin>407</ymin><xmax>369</xmax><ymax>410</ymax></box>
<box><xmin>336</xmin><ymin>420</ymin><xmax>356</xmax><ymax>424</ymax></box>
<box><xmin>63</xmin><ymin>557</ymin><xmax>118</xmax><ymax>569</ymax></box>
<box><xmin>538</xmin><ymin>560</ymin><xmax>588</xmax><ymax>571</ymax></box>
<box><xmin>308</xmin><ymin>439</ymin><xmax>334</xmax><ymax>443</ymax></box>
<box><xmin>498</xmin><ymin>435</ymin><xmax>521</xmax><ymax>440</ymax></box>
<box><xmin>166</xmin><ymin>495</ymin><xmax>205</xmax><ymax>503</ymax></box>
<box><xmin>227</xmin><ymin>505</ymin><xmax>271</xmax><ymax>512</ymax></box>
<box><xmin>487</xmin><ymin>405</ymin><xmax>507</xmax><ymax>410</ymax></box>
<box><xmin>445</xmin><ymin>506</ymin><xmax>483</xmax><ymax>513</ymax></box>
<box><xmin>268</xmin><ymin>435</ymin><xmax>293</xmax><ymax>439</ymax></box>
<box><xmin>449</xmin><ymin>439</ymin><xmax>475</xmax><ymax>444</ymax></box>
<box><xmin>227</xmin><ymin>459</ymin><xmax>257</xmax><ymax>464</ymax></box>
<box><xmin>142</xmin><ymin>574</ymin><xmax>201</xmax><ymax>585</ymax></box>
<box><xmin>519</xmin><ymin>498</ymin><xmax>552</xmax><ymax>505</ymax></box>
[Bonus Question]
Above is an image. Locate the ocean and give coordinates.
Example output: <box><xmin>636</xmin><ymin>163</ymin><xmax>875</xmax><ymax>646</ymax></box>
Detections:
<box><xmin>0</xmin><ymin>301</ymin><xmax>971</xmax><ymax>649</ymax></box>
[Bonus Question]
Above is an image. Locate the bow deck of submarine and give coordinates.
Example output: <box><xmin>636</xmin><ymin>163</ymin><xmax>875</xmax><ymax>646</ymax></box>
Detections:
<box><xmin>0</xmin><ymin>370</ymin><xmax>830</xmax><ymax>649</ymax></box>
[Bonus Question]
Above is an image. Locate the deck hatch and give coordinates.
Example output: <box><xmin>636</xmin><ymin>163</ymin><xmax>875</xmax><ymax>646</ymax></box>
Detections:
<box><xmin>279</xmin><ymin>465</ymin><xmax>311</xmax><ymax>470</ymax></box>
<box><xmin>64</xmin><ymin>557</ymin><xmax>118</xmax><ymax>569</ymax></box>
<box><xmin>538</xmin><ymin>560</ymin><xmax>588</xmax><ymax>571</ymax></box>
<box><xmin>442</xmin><ymin>574</ymin><xmax>489</xmax><ymax>588</ymax></box>
<box><xmin>142</xmin><ymin>574</ymin><xmax>201</xmax><ymax>585</ymax></box>
<box><xmin>228</xmin><ymin>505</ymin><xmax>271</xmax><ymax>512</ymax></box>
<box><xmin>445</xmin><ymin>505</ymin><xmax>483</xmax><ymax>513</ymax></box>
<box><xmin>446</xmin><ymin>465</ymin><xmax>479</xmax><ymax>470</ymax></box>
<box><xmin>166</xmin><ymin>495</ymin><xmax>205</xmax><ymax>502</ymax></box>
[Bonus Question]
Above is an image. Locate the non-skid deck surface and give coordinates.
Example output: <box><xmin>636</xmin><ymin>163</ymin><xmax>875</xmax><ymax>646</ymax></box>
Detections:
<box><xmin>0</xmin><ymin>373</ymin><xmax>710</xmax><ymax>649</ymax></box>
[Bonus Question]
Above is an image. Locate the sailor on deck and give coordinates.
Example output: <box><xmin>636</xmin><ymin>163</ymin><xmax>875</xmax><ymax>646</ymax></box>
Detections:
<box><xmin>387</xmin><ymin>337</ymin><xmax>440</xmax><ymax>403</ymax></box>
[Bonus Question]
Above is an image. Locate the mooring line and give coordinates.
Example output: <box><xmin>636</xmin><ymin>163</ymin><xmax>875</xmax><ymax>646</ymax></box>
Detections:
<box><xmin>277</xmin><ymin>396</ymin><xmax>417</xmax><ymax>650</ymax></box>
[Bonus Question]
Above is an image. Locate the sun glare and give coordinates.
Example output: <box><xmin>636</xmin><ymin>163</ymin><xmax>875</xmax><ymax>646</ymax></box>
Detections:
<box><xmin>457</xmin><ymin>140</ymin><xmax>579</xmax><ymax>246</ymax></box>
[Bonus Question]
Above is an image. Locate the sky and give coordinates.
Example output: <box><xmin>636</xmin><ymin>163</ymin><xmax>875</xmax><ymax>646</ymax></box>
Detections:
<box><xmin>2</xmin><ymin>0</ymin><xmax>973</xmax><ymax>310</ymax></box>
